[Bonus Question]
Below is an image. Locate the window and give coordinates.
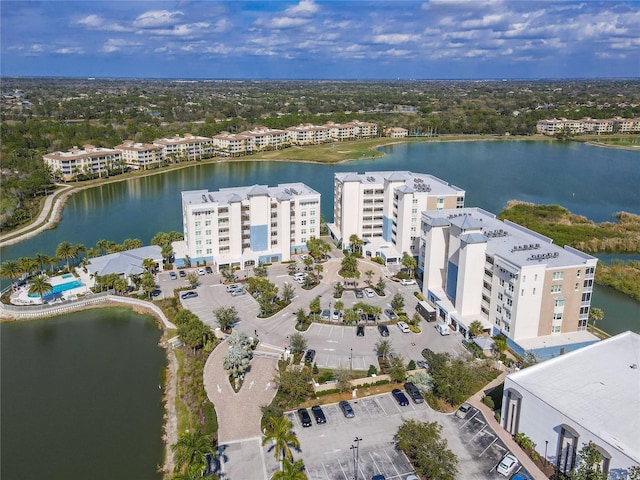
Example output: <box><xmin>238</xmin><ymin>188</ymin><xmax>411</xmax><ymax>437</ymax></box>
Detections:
<box><xmin>498</xmin><ymin>292</ymin><xmax>503</xmax><ymax>301</ymax></box>
<box><xmin>205</xmin><ymin>220</ymin><xmax>211</xmax><ymax>226</ymax></box>
<box><xmin>412</xmin><ymin>208</ymin><xmax>418</xmax><ymax>214</ymax></box>
<box><xmin>195</xmin><ymin>231</ymin><xmax>201</xmax><ymax>236</ymax></box>
<box><xmin>552</xmin><ymin>325</ymin><xmax>561</xmax><ymax>333</ymax></box>
<box><xmin>553</xmin><ymin>312</ymin><xmax>563</xmax><ymax>321</ymax></box>
<box><xmin>301</xmin><ymin>220</ymin><xmax>307</xmax><ymax>226</ymax></box>
<box><xmin>551</xmin><ymin>285</ymin><xmax>562</xmax><ymax>293</ymax></box>
<box><xmin>499</xmin><ymin>279</ymin><xmax>505</xmax><ymax>287</ymax></box>
<box><xmin>195</xmin><ymin>240</ymin><xmax>202</xmax><ymax>246</ymax></box>
<box><xmin>555</xmin><ymin>298</ymin><xmax>565</xmax><ymax>308</ymax></box>
<box><xmin>310</xmin><ymin>219</ymin><xmax>315</xmax><ymax>224</ymax></box>
<box><xmin>553</xmin><ymin>271</ymin><xmax>564</xmax><ymax>280</ymax></box>
<box><xmin>206</xmin><ymin>239</ymin><xmax>211</xmax><ymax>245</ymax></box>
<box><xmin>301</xmin><ymin>229</ymin><xmax>306</xmax><ymax>235</ymax></box>
<box><xmin>577</xmin><ymin>269</ymin><xmax>581</xmax><ymax>278</ymax></box>
<box><xmin>205</xmin><ymin>230</ymin><xmax>211</xmax><ymax>236</ymax></box>
<box><xmin>575</xmin><ymin>283</ymin><xmax>580</xmax><ymax>291</ymax></box>
<box><xmin>206</xmin><ymin>248</ymin><xmax>212</xmax><ymax>254</ymax></box>
<box><xmin>533</xmin><ymin>288</ymin><xmax>536</xmax><ymax>295</ymax></box>
<box><xmin>301</xmin><ymin>211</ymin><xmax>307</xmax><ymax>216</ymax></box>
<box><xmin>195</xmin><ymin>221</ymin><xmax>201</xmax><ymax>227</ymax></box>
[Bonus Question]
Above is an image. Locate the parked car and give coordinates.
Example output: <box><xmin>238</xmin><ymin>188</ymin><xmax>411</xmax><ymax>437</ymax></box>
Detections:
<box><xmin>311</xmin><ymin>405</ymin><xmax>326</xmax><ymax>424</ymax></box>
<box><xmin>169</xmin><ymin>271</ymin><xmax>177</xmax><ymax>280</ymax></box>
<box><xmin>401</xmin><ymin>278</ymin><xmax>416</xmax><ymax>286</ymax></box>
<box><xmin>303</xmin><ymin>349</ymin><xmax>316</xmax><ymax>364</ymax></box>
<box><xmin>150</xmin><ymin>289</ymin><xmax>162</xmax><ymax>297</ymax></box>
<box><xmin>456</xmin><ymin>403</ymin><xmax>472</xmax><ymax>419</ymax></box>
<box><xmin>496</xmin><ymin>453</ymin><xmax>519</xmax><ymax>476</ymax></box>
<box><xmin>384</xmin><ymin>308</ymin><xmax>398</xmax><ymax>320</ymax></box>
<box><xmin>298</xmin><ymin>408</ymin><xmax>312</xmax><ymax>427</ymax></box>
<box><xmin>435</xmin><ymin>322</ymin><xmax>451</xmax><ymax>335</ymax></box>
<box><xmin>226</xmin><ymin>284</ymin><xmax>241</xmax><ymax>292</ymax></box>
<box><xmin>397</xmin><ymin>321</ymin><xmax>410</xmax><ymax>333</ymax></box>
<box><xmin>354</xmin><ymin>289</ymin><xmax>364</xmax><ymax>298</ymax></box>
<box><xmin>405</xmin><ymin>476</ymin><xmax>419</xmax><ymax>480</ymax></box>
<box><xmin>364</xmin><ymin>287</ymin><xmax>375</xmax><ymax>298</ymax></box>
<box><xmin>205</xmin><ymin>266</ymin><xmax>213</xmax><ymax>274</ymax></box>
<box><xmin>416</xmin><ymin>360</ymin><xmax>428</xmax><ymax>370</ymax></box>
<box><xmin>378</xmin><ymin>325</ymin><xmax>389</xmax><ymax>337</ymax></box>
<box><xmin>372</xmin><ymin>476</ymin><xmax>386</xmax><ymax>480</ymax></box>
<box><xmin>404</xmin><ymin>382</ymin><xmax>424</xmax><ymax>404</ymax></box>
<box><xmin>197</xmin><ymin>268</ymin><xmax>206</xmax><ymax>276</ymax></box>
<box><xmin>181</xmin><ymin>291</ymin><xmax>198</xmax><ymax>299</ymax></box>
<box><xmin>321</xmin><ymin>309</ymin><xmax>330</xmax><ymax>320</ymax></box>
<box><xmin>391</xmin><ymin>388</ymin><xmax>409</xmax><ymax>406</ymax></box>
<box><xmin>332</xmin><ymin>310</ymin><xmax>341</xmax><ymax>320</ymax></box>
<box><xmin>179</xmin><ymin>270</ymin><xmax>186</xmax><ymax>278</ymax></box>
<box><xmin>339</xmin><ymin>400</ymin><xmax>355</xmax><ymax>418</ymax></box>
<box><xmin>356</xmin><ymin>324</ymin><xmax>365</xmax><ymax>336</ymax></box>
<box><xmin>511</xmin><ymin>473</ymin><xmax>533</xmax><ymax>480</ymax></box>
<box><xmin>231</xmin><ymin>288</ymin><xmax>246</xmax><ymax>297</ymax></box>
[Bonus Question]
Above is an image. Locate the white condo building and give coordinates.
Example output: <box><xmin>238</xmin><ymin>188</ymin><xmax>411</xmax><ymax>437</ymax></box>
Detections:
<box><xmin>419</xmin><ymin>207</ymin><xmax>599</xmax><ymax>357</ymax></box>
<box><xmin>501</xmin><ymin>331</ymin><xmax>639</xmax><ymax>479</ymax></box>
<box><xmin>178</xmin><ymin>183</ymin><xmax>320</xmax><ymax>270</ymax></box>
<box><xmin>43</xmin><ymin>144</ymin><xmax>121</xmax><ymax>181</ymax></box>
<box><xmin>115</xmin><ymin>141</ymin><xmax>164</xmax><ymax>170</ymax></box>
<box><xmin>329</xmin><ymin>171</ymin><xmax>465</xmax><ymax>264</ymax></box>
<box><xmin>153</xmin><ymin>134</ymin><xmax>212</xmax><ymax>161</ymax></box>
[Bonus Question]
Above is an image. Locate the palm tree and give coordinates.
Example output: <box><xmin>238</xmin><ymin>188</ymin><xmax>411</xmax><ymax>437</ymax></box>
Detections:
<box><xmin>589</xmin><ymin>307</ymin><xmax>605</xmax><ymax>330</ymax></box>
<box><xmin>96</xmin><ymin>239</ymin><xmax>110</xmax><ymax>255</ymax></box>
<box><xmin>401</xmin><ymin>252</ymin><xmax>417</xmax><ymax>278</ymax></box>
<box><xmin>18</xmin><ymin>256</ymin><xmax>38</xmax><ymax>278</ymax></box>
<box><xmin>0</xmin><ymin>259</ymin><xmax>23</xmax><ymax>290</ymax></box>
<box><xmin>28</xmin><ymin>275</ymin><xmax>52</xmax><ymax>301</ymax></box>
<box><xmin>262</xmin><ymin>416</ymin><xmax>300</xmax><ymax>469</ymax></box>
<box><xmin>86</xmin><ymin>247</ymin><xmax>100</xmax><ymax>259</ymax></box>
<box><xmin>56</xmin><ymin>241</ymin><xmax>76</xmax><ymax>270</ymax></box>
<box><xmin>172</xmin><ymin>430</ymin><xmax>213</xmax><ymax>475</ymax></box>
<box><xmin>142</xmin><ymin>258</ymin><xmax>156</xmax><ymax>274</ymax></box>
<box><xmin>34</xmin><ymin>253</ymin><xmax>51</xmax><ymax>274</ymax></box>
<box><xmin>272</xmin><ymin>458</ymin><xmax>307</xmax><ymax>480</ymax></box>
<box><xmin>365</xmin><ymin>269</ymin><xmax>374</xmax><ymax>285</ymax></box>
<box><xmin>349</xmin><ymin>234</ymin><xmax>363</xmax><ymax>254</ymax></box>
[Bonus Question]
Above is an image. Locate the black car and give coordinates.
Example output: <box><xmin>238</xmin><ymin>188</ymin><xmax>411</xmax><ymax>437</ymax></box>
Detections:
<box><xmin>181</xmin><ymin>291</ymin><xmax>198</xmax><ymax>299</ymax></box>
<box><xmin>391</xmin><ymin>388</ymin><xmax>409</xmax><ymax>406</ymax></box>
<box><xmin>205</xmin><ymin>266</ymin><xmax>213</xmax><ymax>274</ymax></box>
<box><xmin>356</xmin><ymin>324</ymin><xmax>365</xmax><ymax>336</ymax></box>
<box><xmin>354</xmin><ymin>289</ymin><xmax>364</xmax><ymax>298</ymax></box>
<box><xmin>404</xmin><ymin>382</ymin><xmax>424</xmax><ymax>404</ymax></box>
<box><xmin>150</xmin><ymin>289</ymin><xmax>162</xmax><ymax>297</ymax></box>
<box><xmin>179</xmin><ymin>270</ymin><xmax>186</xmax><ymax>278</ymax></box>
<box><xmin>304</xmin><ymin>349</ymin><xmax>316</xmax><ymax>364</ymax></box>
<box><xmin>311</xmin><ymin>405</ymin><xmax>326</xmax><ymax>424</ymax></box>
<box><xmin>378</xmin><ymin>325</ymin><xmax>390</xmax><ymax>337</ymax></box>
<box><xmin>339</xmin><ymin>400</ymin><xmax>355</xmax><ymax>418</ymax></box>
<box><xmin>298</xmin><ymin>408</ymin><xmax>312</xmax><ymax>427</ymax></box>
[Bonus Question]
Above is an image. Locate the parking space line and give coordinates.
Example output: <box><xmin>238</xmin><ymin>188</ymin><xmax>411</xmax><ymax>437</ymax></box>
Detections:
<box><xmin>337</xmin><ymin>458</ymin><xmax>351</xmax><ymax>480</ymax></box>
<box><xmin>383</xmin><ymin>448</ymin><xmax>402</xmax><ymax>478</ymax></box>
<box><xmin>461</xmin><ymin>410</ymin><xmax>481</xmax><ymax>428</ymax></box>
<box><xmin>479</xmin><ymin>436</ymin><xmax>499</xmax><ymax>457</ymax></box>
<box><xmin>376</xmin><ymin>397</ymin><xmax>388</xmax><ymax>417</ymax></box>
<box><xmin>471</xmin><ymin>423</ymin><xmax>488</xmax><ymax>440</ymax></box>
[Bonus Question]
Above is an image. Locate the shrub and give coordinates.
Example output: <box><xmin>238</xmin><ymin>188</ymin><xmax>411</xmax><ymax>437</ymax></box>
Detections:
<box><xmin>316</xmin><ymin>388</ymin><xmax>340</xmax><ymax>397</ymax></box>
<box><xmin>371</xmin><ymin>256</ymin><xmax>385</xmax><ymax>265</ymax></box>
<box><xmin>407</xmin><ymin>360</ymin><xmax>416</xmax><ymax>370</ymax></box>
<box><xmin>318</xmin><ymin>371</ymin><xmax>334</xmax><ymax>383</ymax></box>
<box><xmin>482</xmin><ymin>395</ymin><xmax>495</xmax><ymax>409</ymax></box>
<box><xmin>495</xmin><ymin>412</ymin><xmax>501</xmax><ymax>423</ymax></box>
<box><xmin>367</xmin><ymin>365</ymin><xmax>378</xmax><ymax>376</ymax></box>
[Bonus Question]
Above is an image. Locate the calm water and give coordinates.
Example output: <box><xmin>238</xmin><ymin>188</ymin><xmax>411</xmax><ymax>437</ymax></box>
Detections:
<box><xmin>0</xmin><ymin>309</ymin><xmax>166</xmax><ymax>480</ymax></box>
<box><xmin>0</xmin><ymin>140</ymin><xmax>638</xmax><ymax>480</ymax></box>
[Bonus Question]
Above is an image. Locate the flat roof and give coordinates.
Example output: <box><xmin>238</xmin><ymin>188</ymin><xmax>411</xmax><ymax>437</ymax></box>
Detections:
<box><xmin>182</xmin><ymin>182</ymin><xmax>319</xmax><ymax>207</ymax></box>
<box><xmin>508</xmin><ymin>331</ymin><xmax>640</xmax><ymax>462</ymax></box>
<box><xmin>334</xmin><ymin>171</ymin><xmax>465</xmax><ymax>196</ymax></box>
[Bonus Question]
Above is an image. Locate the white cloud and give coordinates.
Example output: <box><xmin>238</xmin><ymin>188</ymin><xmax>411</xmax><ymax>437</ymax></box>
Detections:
<box><xmin>77</xmin><ymin>14</ymin><xmax>103</xmax><ymax>28</ymax></box>
<box><xmin>101</xmin><ymin>38</ymin><xmax>143</xmax><ymax>53</ymax></box>
<box><xmin>372</xmin><ymin>34</ymin><xmax>420</xmax><ymax>45</ymax></box>
<box><xmin>75</xmin><ymin>13</ymin><xmax>130</xmax><ymax>32</ymax></box>
<box><xmin>286</xmin><ymin>0</ymin><xmax>319</xmax><ymax>17</ymax></box>
<box><xmin>134</xmin><ymin>10</ymin><xmax>184</xmax><ymax>28</ymax></box>
<box><xmin>268</xmin><ymin>17</ymin><xmax>310</xmax><ymax>29</ymax></box>
<box><xmin>212</xmin><ymin>18</ymin><xmax>233</xmax><ymax>33</ymax></box>
<box><xmin>149</xmin><ymin>22</ymin><xmax>210</xmax><ymax>37</ymax></box>
<box><xmin>55</xmin><ymin>47</ymin><xmax>85</xmax><ymax>54</ymax></box>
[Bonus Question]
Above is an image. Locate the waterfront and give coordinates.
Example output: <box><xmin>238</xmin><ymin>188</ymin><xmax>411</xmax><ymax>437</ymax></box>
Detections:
<box><xmin>0</xmin><ymin>308</ymin><xmax>166</xmax><ymax>480</ymax></box>
<box><xmin>0</xmin><ymin>140</ymin><xmax>638</xmax><ymax>479</ymax></box>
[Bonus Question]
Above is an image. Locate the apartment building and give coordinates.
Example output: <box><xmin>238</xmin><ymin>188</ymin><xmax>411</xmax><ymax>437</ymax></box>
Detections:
<box><xmin>385</xmin><ymin>127</ymin><xmax>409</xmax><ymax>138</ymax></box>
<box><xmin>153</xmin><ymin>134</ymin><xmax>212</xmax><ymax>160</ymax></box>
<box><xmin>285</xmin><ymin>124</ymin><xmax>332</xmax><ymax>145</ymax></box>
<box><xmin>536</xmin><ymin>117</ymin><xmax>640</xmax><ymax>135</ymax></box>
<box><xmin>115</xmin><ymin>141</ymin><xmax>164</xmax><ymax>170</ymax></box>
<box><xmin>178</xmin><ymin>183</ymin><xmax>321</xmax><ymax>270</ymax></box>
<box><xmin>329</xmin><ymin>171</ymin><xmax>465</xmax><ymax>263</ymax></box>
<box><xmin>43</xmin><ymin>144</ymin><xmax>121</xmax><ymax>181</ymax></box>
<box><xmin>419</xmin><ymin>207</ymin><xmax>598</xmax><ymax>357</ymax></box>
<box><xmin>501</xmin><ymin>332</ymin><xmax>639</xmax><ymax>478</ymax></box>
<box><xmin>323</xmin><ymin>121</ymin><xmax>378</xmax><ymax>141</ymax></box>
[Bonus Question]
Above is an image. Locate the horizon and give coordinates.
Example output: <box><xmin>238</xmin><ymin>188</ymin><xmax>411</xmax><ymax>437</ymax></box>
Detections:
<box><xmin>2</xmin><ymin>0</ymin><xmax>639</xmax><ymax>80</ymax></box>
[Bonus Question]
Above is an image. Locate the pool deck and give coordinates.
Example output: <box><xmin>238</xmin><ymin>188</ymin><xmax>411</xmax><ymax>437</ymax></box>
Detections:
<box><xmin>10</xmin><ymin>272</ymin><xmax>91</xmax><ymax>305</ymax></box>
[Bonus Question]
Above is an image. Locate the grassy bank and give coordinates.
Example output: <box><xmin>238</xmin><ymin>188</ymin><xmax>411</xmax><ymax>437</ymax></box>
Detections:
<box><xmin>499</xmin><ymin>202</ymin><xmax>640</xmax><ymax>301</ymax></box>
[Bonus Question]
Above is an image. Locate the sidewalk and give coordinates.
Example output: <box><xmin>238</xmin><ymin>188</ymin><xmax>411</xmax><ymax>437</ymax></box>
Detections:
<box><xmin>468</xmin><ymin>372</ymin><xmax>548</xmax><ymax>479</ymax></box>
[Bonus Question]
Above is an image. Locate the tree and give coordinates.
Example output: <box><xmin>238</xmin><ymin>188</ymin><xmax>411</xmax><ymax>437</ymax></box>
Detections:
<box><xmin>287</xmin><ymin>262</ymin><xmax>299</xmax><ymax>276</ymax></box>
<box><xmin>19</xmin><ymin>256</ymin><xmax>38</xmax><ymax>278</ymax></box>
<box><xmin>223</xmin><ymin>345</ymin><xmax>250</xmax><ymax>378</ymax></box>
<box><xmin>339</xmin><ymin>255</ymin><xmax>360</xmax><ymax>278</ymax></box>
<box><xmin>34</xmin><ymin>252</ymin><xmax>51</xmax><ymax>274</ymax></box>
<box><xmin>493</xmin><ymin>335</ymin><xmax>507</xmax><ymax>356</ymax></box>
<box><xmin>308</xmin><ymin>296</ymin><xmax>321</xmax><ymax>319</ymax></box>
<box><xmin>364</xmin><ymin>269</ymin><xmax>374</xmax><ymax>285</ymax></box>
<box><xmin>281</xmin><ymin>282</ymin><xmax>295</xmax><ymax>302</ymax></box>
<box><xmin>390</xmin><ymin>293</ymin><xmax>405</xmax><ymax>312</ymax></box>
<box><xmin>303</xmin><ymin>256</ymin><xmax>313</xmax><ymax>271</ymax></box>
<box><xmin>349</xmin><ymin>234</ymin><xmax>363</xmax><ymax>254</ymax></box>
<box><xmin>334</xmin><ymin>368</ymin><xmax>353</xmax><ymax>392</ymax></box>
<box><xmin>395</xmin><ymin>419</ymin><xmax>458</xmax><ymax>480</ymax></box>
<box><xmin>56</xmin><ymin>241</ymin><xmax>76</xmax><ymax>270</ymax></box>
<box><xmin>469</xmin><ymin>320</ymin><xmax>484</xmax><ymax>337</ymax></box>
<box><xmin>334</xmin><ymin>300</ymin><xmax>344</xmax><ymax>312</ymax></box>
<box><xmin>374</xmin><ymin>277</ymin><xmax>386</xmax><ymax>295</ymax></box>
<box><xmin>214</xmin><ymin>306</ymin><xmax>237</xmax><ymax>331</ymax></box>
<box><xmin>142</xmin><ymin>257</ymin><xmax>156</xmax><ymax>273</ymax></box>
<box><xmin>401</xmin><ymin>252</ymin><xmax>417</xmax><ymax>278</ymax></box>
<box><xmin>276</xmin><ymin>367</ymin><xmax>313</xmax><ymax>405</ymax></box>
<box><xmin>313</xmin><ymin>263</ymin><xmax>323</xmax><ymax>279</ymax></box>
<box><xmin>289</xmin><ymin>332</ymin><xmax>307</xmax><ymax>355</ymax></box>
<box><xmin>389</xmin><ymin>356</ymin><xmax>407</xmax><ymax>382</ymax></box>
<box><xmin>220</xmin><ymin>266</ymin><xmax>236</xmax><ymax>283</ymax></box>
<box><xmin>375</xmin><ymin>339</ymin><xmax>394</xmax><ymax>359</ymax></box>
<box><xmin>569</xmin><ymin>442</ymin><xmax>608</xmax><ymax>480</ymax></box>
<box><xmin>0</xmin><ymin>259</ymin><xmax>22</xmax><ymax>290</ymax></box>
<box><xmin>254</xmin><ymin>262</ymin><xmax>268</xmax><ymax>277</ymax></box>
<box><xmin>430</xmin><ymin>358</ymin><xmax>477</xmax><ymax>406</ymax></box>
<box><xmin>272</xmin><ymin>458</ymin><xmax>307</xmax><ymax>480</ymax></box>
<box><xmin>295</xmin><ymin>308</ymin><xmax>307</xmax><ymax>327</ymax></box>
<box><xmin>28</xmin><ymin>274</ymin><xmax>52</xmax><ymax>301</ymax></box>
<box><xmin>333</xmin><ymin>282</ymin><xmax>344</xmax><ymax>298</ymax></box>
<box><xmin>141</xmin><ymin>272</ymin><xmax>157</xmax><ymax>298</ymax></box>
<box><xmin>172</xmin><ymin>430</ymin><xmax>214</xmax><ymax>475</ymax></box>
<box><xmin>186</xmin><ymin>272</ymin><xmax>199</xmax><ymax>288</ymax></box>
<box><xmin>262</xmin><ymin>416</ymin><xmax>301</xmax><ymax>469</ymax></box>
<box><xmin>589</xmin><ymin>307</ymin><xmax>604</xmax><ymax>330</ymax></box>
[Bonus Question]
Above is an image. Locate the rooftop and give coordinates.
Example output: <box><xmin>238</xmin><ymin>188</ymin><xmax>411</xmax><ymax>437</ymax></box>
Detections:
<box><xmin>335</xmin><ymin>171</ymin><xmax>465</xmax><ymax>196</ymax></box>
<box><xmin>182</xmin><ymin>182</ymin><xmax>319</xmax><ymax>207</ymax></box>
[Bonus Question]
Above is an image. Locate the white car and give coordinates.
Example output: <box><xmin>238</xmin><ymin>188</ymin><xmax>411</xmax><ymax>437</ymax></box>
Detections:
<box><xmin>401</xmin><ymin>278</ymin><xmax>416</xmax><ymax>286</ymax></box>
<box><xmin>364</xmin><ymin>288</ymin><xmax>375</xmax><ymax>298</ymax></box>
<box><xmin>397</xmin><ymin>321</ymin><xmax>410</xmax><ymax>333</ymax></box>
<box><xmin>496</xmin><ymin>453</ymin><xmax>519</xmax><ymax>476</ymax></box>
<box><xmin>197</xmin><ymin>268</ymin><xmax>206</xmax><ymax>276</ymax></box>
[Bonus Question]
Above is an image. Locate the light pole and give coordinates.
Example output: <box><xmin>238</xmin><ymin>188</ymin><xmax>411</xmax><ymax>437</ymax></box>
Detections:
<box><xmin>545</xmin><ymin>440</ymin><xmax>549</xmax><ymax>466</ymax></box>
<box><xmin>350</xmin><ymin>348</ymin><xmax>353</xmax><ymax>370</ymax></box>
<box><xmin>353</xmin><ymin>437</ymin><xmax>362</xmax><ymax>480</ymax></box>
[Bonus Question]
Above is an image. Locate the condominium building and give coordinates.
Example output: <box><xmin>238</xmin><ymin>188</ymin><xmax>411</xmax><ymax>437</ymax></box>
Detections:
<box><xmin>43</xmin><ymin>144</ymin><xmax>121</xmax><ymax>181</ymax></box>
<box><xmin>329</xmin><ymin>171</ymin><xmax>465</xmax><ymax>263</ymax></box>
<box><xmin>419</xmin><ymin>207</ymin><xmax>598</xmax><ymax>357</ymax></box>
<box><xmin>153</xmin><ymin>134</ymin><xmax>212</xmax><ymax>160</ymax></box>
<box><xmin>115</xmin><ymin>141</ymin><xmax>164</xmax><ymax>170</ymax></box>
<box><xmin>178</xmin><ymin>183</ymin><xmax>321</xmax><ymax>270</ymax></box>
<box><xmin>323</xmin><ymin>121</ymin><xmax>378</xmax><ymax>141</ymax></box>
<box><xmin>285</xmin><ymin>124</ymin><xmax>332</xmax><ymax>145</ymax></box>
<box><xmin>501</xmin><ymin>331</ymin><xmax>639</xmax><ymax>478</ymax></box>
<box><xmin>385</xmin><ymin>127</ymin><xmax>409</xmax><ymax>138</ymax></box>
<box><xmin>536</xmin><ymin>117</ymin><xmax>640</xmax><ymax>135</ymax></box>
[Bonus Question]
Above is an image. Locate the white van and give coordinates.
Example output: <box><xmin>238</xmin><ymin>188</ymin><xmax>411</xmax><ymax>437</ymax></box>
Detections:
<box><xmin>397</xmin><ymin>321</ymin><xmax>410</xmax><ymax>333</ymax></box>
<box><xmin>435</xmin><ymin>323</ymin><xmax>451</xmax><ymax>336</ymax></box>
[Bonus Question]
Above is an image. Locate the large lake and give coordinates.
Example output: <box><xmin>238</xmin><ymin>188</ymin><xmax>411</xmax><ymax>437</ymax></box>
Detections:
<box><xmin>1</xmin><ymin>140</ymin><xmax>638</xmax><ymax>479</ymax></box>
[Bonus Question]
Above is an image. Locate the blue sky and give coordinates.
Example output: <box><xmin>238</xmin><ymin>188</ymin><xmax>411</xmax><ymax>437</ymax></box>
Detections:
<box><xmin>2</xmin><ymin>0</ymin><xmax>639</xmax><ymax>79</ymax></box>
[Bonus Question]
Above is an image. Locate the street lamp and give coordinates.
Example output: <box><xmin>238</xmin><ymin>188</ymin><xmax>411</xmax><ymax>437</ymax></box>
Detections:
<box><xmin>352</xmin><ymin>437</ymin><xmax>362</xmax><ymax>480</ymax></box>
<box><xmin>350</xmin><ymin>348</ymin><xmax>353</xmax><ymax>370</ymax></box>
<box><xmin>545</xmin><ymin>440</ymin><xmax>549</xmax><ymax>466</ymax></box>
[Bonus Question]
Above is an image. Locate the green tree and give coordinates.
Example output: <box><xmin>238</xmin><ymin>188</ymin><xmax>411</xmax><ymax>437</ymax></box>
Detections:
<box><xmin>395</xmin><ymin>419</ymin><xmax>458</xmax><ymax>480</ymax></box>
<box><xmin>272</xmin><ymin>458</ymin><xmax>307</xmax><ymax>480</ymax></box>
<box><xmin>390</xmin><ymin>293</ymin><xmax>405</xmax><ymax>312</ymax></box>
<box><xmin>364</xmin><ymin>269</ymin><xmax>374</xmax><ymax>285</ymax></box>
<box><xmin>288</xmin><ymin>262</ymin><xmax>299</xmax><ymax>275</ymax></box>
<box><xmin>334</xmin><ymin>368</ymin><xmax>353</xmax><ymax>392</ymax></box>
<box><xmin>214</xmin><ymin>306</ymin><xmax>237</xmax><ymax>331</ymax></box>
<box><xmin>122</xmin><ymin>238</ymin><xmax>143</xmax><ymax>250</ymax></box>
<box><xmin>186</xmin><ymin>272</ymin><xmax>199</xmax><ymax>288</ymax></box>
<box><xmin>348</xmin><ymin>234</ymin><xmax>363</xmax><ymax>254</ymax></box>
<box><xmin>589</xmin><ymin>307</ymin><xmax>605</xmax><ymax>330</ymax></box>
<box><xmin>141</xmin><ymin>272</ymin><xmax>156</xmax><ymax>297</ymax></box>
<box><xmin>308</xmin><ymin>296</ymin><xmax>321</xmax><ymax>319</ymax></box>
<box><xmin>0</xmin><ymin>259</ymin><xmax>23</xmax><ymax>290</ymax></box>
<box><xmin>493</xmin><ymin>335</ymin><xmax>507</xmax><ymax>355</ymax></box>
<box><xmin>220</xmin><ymin>266</ymin><xmax>236</xmax><ymax>283</ymax></box>
<box><xmin>172</xmin><ymin>430</ymin><xmax>214</xmax><ymax>475</ymax></box>
<box><xmin>402</xmin><ymin>252</ymin><xmax>417</xmax><ymax>278</ymax></box>
<box><xmin>261</xmin><ymin>416</ymin><xmax>301</xmax><ymax>468</ymax></box>
<box><xmin>289</xmin><ymin>332</ymin><xmax>307</xmax><ymax>355</ymax></box>
<box><xmin>469</xmin><ymin>320</ymin><xmax>484</xmax><ymax>337</ymax></box>
<box><xmin>19</xmin><ymin>256</ymin><xmax>38</xmax><ymax>278</ymax></box>
<box><xmin>339</xmin><ymin>255</ymin><xmax>360</xmax><ymax>278</ymax></box>
<box><xmin>389</xmin><ymin>356</ymin><xmax>407</xmax><ymax>382</ymax></box>
<box><xmin>313</xmin><ymin>263</ymin><xmax>323</xmax><ymax>279</ymax></box>
<box><xmin>375</xmin><ymin>339</ymin><xmax>394</xmax><ymax>359</ymax></box>
<box><xmin>333</xmin><ymin>282</ymin><xmax>344</xmax><ymax>298</ymax></box>
<box><xmin>276</xmin><ymin>367</ymin><xmax>313</xmax><ymax>405</ymax></box>
<box><xmin>142</xmin><ymin>257</ymin><xmax>156</xmax><ymax>273</ymax></box>
<box><xmin>281</xmin><ymin>282</ymin><xmax>296</xmax><ymax>302</ymax></box>
<box><xmin>55</xmin><ymin>241</ymin><xmax>76</xmax><ymax>270</ymax></box>
<box><xmin>254</xmin><ymin>262</ymin><xmax>268</xmax><ymax>277</ymax></box>
<box><xmin>375</xmin><ymin>277</ymin><xmax>386</xmax><ymax>295</ymax></box>
<box><xmin>178</xmin><ymin>318</ymin><xmax>212</xmax><ymax>353</ymax></box>
<box><xmin>569</xmin><ymin>442</ymin><xmax>608</xmax><ymax>480</ymax></box>
<box><xmin>28</xmin><ymin>274</ymin><xmax>52</xmax><ymax>301</ymax></box>
<box><xmin>223</xmin><ymin>344</ymin><xmax>250</xmax><ymax>379</ymax></box>
<box><xmin>295</xmin><ymin>308</ymin><xmax>307</xmax><ymax>328</ymax></box>
<box><xmin>334</xmin><ymin>300</ymin><xmax>344</xmax><ymax>312</ymax></box>
<box><xmin>430</xmin><ymin>358</ymin><xmax>477</xmax><ymax>406</ymax></box>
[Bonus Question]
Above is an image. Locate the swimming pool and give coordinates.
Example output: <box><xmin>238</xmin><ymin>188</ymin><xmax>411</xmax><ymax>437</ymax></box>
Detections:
<box><xmin>28</xmin><ymin>279</ymin><xmax>84</xmax><ymax>298</ymax></box>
